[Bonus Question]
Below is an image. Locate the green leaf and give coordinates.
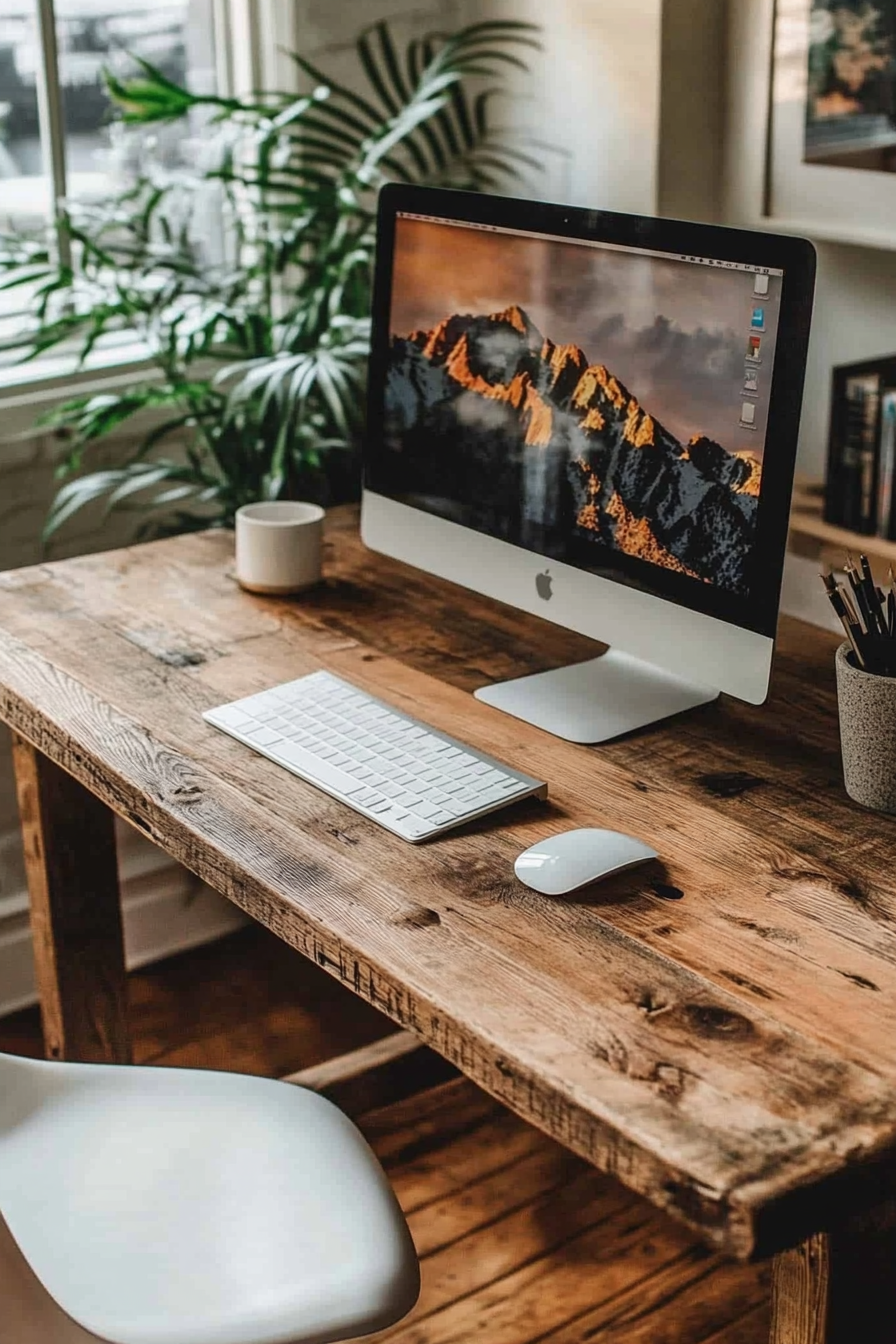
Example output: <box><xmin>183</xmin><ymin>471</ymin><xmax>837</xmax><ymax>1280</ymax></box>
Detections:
<box><xmin>105</xmin><ymin>463</ymin><xmax>185</xmax><ymax>507</ymax></box>
<box><xmin>356</xmin><ymin>30</ymin><xmax>398</xmax><ymax>117</ymax></box>
<box><xmin>44</xmin><ymin>471</ymin><xmax>128</xmax><ymax>539</ymax></box>
<box><xmin>288</xmin><ymin>51</ymin><xmax>383</xmax><ymax>128</ymax></box>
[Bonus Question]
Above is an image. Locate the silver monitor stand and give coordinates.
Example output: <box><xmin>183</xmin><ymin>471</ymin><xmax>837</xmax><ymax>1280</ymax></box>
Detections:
<box><xmin>474</xmin><ymin>649</ymin><xmax>719</xmax><ymax>744</ymax></box>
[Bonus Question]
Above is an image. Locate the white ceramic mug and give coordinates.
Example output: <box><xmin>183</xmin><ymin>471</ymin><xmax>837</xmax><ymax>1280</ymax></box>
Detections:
<box><xmin>235</xmin><ymin>501</ymin><xmax>324</xmax><ymax>595</ymax></box>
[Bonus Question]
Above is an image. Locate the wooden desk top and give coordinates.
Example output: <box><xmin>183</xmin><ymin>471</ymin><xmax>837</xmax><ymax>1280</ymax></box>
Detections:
<box><xmin>1</xmin><ymin>507</ymin><xmax>895</xmax><ymax>1263</ymax></box>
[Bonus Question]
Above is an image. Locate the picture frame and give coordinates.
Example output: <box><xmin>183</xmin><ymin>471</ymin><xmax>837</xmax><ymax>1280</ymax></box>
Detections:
<box><xmin>729</xmin><ymin>0</ymin><xmax>896</xmax><ymax>251</ymax></box>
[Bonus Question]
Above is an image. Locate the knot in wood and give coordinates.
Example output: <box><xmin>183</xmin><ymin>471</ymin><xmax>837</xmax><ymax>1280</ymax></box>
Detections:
<box><xmin>683</xmin><ymin>1003</ymin><xmax>755</xmax><ymax>1040</ymax></box>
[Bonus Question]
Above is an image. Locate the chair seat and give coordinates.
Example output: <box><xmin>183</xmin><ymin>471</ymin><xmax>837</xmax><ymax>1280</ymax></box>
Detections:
<box><xmin>0</xmin><ymin>1056</ymin><xmax>419</xmax><ymax>1344</ymax></box>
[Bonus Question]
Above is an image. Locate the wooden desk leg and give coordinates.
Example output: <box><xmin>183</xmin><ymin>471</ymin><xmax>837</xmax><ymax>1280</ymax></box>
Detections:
<box><xmin>12</xmin><ymin>734</ymin><xmax>131</xmax><ymax>1064</ymax></box>
<box><xmin>771</xmin><ymin>1215</ymin><xmax>896</xmax><ymax>1343</ymax></box>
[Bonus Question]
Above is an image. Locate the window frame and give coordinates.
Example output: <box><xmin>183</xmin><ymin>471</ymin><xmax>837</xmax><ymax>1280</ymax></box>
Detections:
<box><xmin>0</xmin><ymin>0</ymin><xmax>296</xmax><ymax>427</ymax></box>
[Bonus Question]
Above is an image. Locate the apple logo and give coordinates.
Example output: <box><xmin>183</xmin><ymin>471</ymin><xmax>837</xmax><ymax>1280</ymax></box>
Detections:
<box><xmin>535</xmin><ymin>568</ymin><xmax>553</xmax><ymax>601</ymax></box>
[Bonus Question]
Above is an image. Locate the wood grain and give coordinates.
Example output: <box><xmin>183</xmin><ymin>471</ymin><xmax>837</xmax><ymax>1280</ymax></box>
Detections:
<box><xmin>771</xmin><ymin>1208</ymin><xmax>896</xmax><ymax>1344</ymax></box>
<box><xmin>2</xmin><ymin>512</ymin><xmax>896</xmax><ymax>1266</ymax></box>
<box><xmin>11</xmin><ymin>735</ymin><xmax>129</xmax><ymax>1064</ymax></box>
<box><xmin>364</xmin><ymin>1094</ymin><xmax>771</xmax><ymax>1344</ymax></box>
<box><xmin>771</xmin><ymin>1237</ymin><xmax>829</xmax><ymax>1344</ymax></box>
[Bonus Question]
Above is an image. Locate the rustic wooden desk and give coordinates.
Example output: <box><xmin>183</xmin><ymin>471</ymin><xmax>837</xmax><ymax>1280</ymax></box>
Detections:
<box><xmin>1</xmin><ymin>507</ymin><xmax>895</xmax><ymax>1343</ymax></box>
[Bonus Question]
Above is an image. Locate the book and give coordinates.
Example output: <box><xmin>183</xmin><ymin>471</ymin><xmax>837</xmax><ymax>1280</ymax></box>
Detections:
<box><xmin>841</xmin><ymin>373</ymin><xmax>879</xmax><ymax>533</ymax></box>
<box><xmin>825</xmin><ymin>355</ymin><xmax>896</xmax><ymax>532</ymax></box>
<box><xmin>878</xmin><ymin>388</ymin><xmax>896</xmax><ymax>541</ymax></box>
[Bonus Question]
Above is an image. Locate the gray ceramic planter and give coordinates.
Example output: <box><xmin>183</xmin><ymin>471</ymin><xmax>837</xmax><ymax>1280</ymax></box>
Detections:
<box><xmin>836</xmin><ymin>641</ymin><xmax>896</xmax><ymax>812</ymax></box>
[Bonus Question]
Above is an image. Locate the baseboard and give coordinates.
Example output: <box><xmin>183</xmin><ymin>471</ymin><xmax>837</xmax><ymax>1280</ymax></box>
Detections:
<box><xmin>0</xmin><ymin>831</ymin><xmax>247</xmax><ymax>1018</ymax></box>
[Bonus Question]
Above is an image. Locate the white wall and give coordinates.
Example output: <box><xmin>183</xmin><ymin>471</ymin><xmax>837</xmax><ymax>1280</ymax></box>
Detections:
<box><xmin>657</xmin><ymin>0</ymin><xmax>726</xmax><ymax>223</ymax></box>
<box><xmin>464</xmin><ymin>0</ymin><xmax>664</xmax><ymax>213</ymax></box>
<box><xmin>290</xmin><ymin>0</ymin><xmax>664</xmax><ymax>211</ymax></box>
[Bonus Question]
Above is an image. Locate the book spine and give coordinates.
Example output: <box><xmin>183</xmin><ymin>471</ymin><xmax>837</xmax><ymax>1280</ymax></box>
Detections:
<box><xmin>823</xmin><ymin>371</ymin><xmax>846</xmax><ymax>526</ymax></box>
<box><xmin>860</xmin><ymin>383</ymin><xmax>882</xmax><ymax>534</ymax></box>
<box><xmin>838</xmin><ymin>377</ymin><xmax>880</xmax><ymax>534</ymax></box>
<box><xmin>837</xmin><ymin>388</ymin><xmax>865</xmax><ymax>530</ymax></box>
<box><xmin>881</xmin><ymin>391</ymin><xmax>896</xmax><ymax>541</ymax></box>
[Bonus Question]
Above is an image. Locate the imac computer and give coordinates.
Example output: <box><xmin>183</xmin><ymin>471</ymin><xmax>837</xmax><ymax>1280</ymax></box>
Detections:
<box><xmin>362</xmin><ymin>185</ymin><xmax>816</xmax><ymax>743</ymax></box>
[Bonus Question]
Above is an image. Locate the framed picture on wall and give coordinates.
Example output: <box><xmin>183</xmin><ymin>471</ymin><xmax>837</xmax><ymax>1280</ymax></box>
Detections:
<box><xmin>767</xmin><ymin>0</ymin><xmax>896</xmax><ymax>247</ymax></box>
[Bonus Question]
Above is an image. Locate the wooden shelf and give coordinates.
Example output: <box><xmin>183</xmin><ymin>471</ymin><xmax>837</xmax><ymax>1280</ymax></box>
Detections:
<box><xmin>789</xmin><ymin>479</ymin><xmax>896</xmax><ymax>580</ymax></box>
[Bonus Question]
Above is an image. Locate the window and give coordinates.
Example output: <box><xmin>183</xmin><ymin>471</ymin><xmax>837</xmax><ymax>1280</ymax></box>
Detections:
<box><xmin>0</xmin><ymin>0</ymin><xmax>275</xmax><ymax>397</ymax></box>
<box><xmin>0</xmin><ymin>0</ymin><xmax>218</xmax><ymax>227</ymax></box>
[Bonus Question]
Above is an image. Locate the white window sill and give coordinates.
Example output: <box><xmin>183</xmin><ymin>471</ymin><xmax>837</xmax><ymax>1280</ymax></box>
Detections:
<box><xmin>0</xmin><ymin>335</ymin><xmax>153</xmax><ymax>397</ymax></box>
<box><xmin>0</xmin><ymin>336</ymin><xmax>157</xmax><ymax>446</ymax></box>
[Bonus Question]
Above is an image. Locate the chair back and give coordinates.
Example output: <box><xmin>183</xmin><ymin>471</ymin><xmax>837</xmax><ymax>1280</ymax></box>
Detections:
<box><xmin>1</xmin><ymin>1053</ymin><xmax>106</xmax><ymax>1342</ymax></box>
<box><xmin>1</xmin><ymin>1214</ymin><xmax>103</xmax><ymax>1343</ymax></box>
<box><xmin>0</xmin><ymin>1052</ymin><xmax>85</xmax><ymax>1139</ymax></box>
<box><xmin>0</xmin><ymin>1051</ymin><xmax>420</xmax><ymax>1344</ymax></box>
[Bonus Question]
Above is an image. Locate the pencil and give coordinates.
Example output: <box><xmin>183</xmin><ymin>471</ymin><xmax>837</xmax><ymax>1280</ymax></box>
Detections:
<box><xmin>827</xmin><ymin>587</ymin><xmax>866</xmax><ymax>665</ymax></box>
<box><xmin>839</xmin><ymin>582</ymin><xmax>860</xmax><ymax>627</ymax></box>
<box><xmin>847</xmin><ymin>563</ymin><xmax>874</xmax><ymax>634</ymax></box>
<box><xmin>860</xmin><ymin>556</ymin><xmax>888</xmax><ymax>636</ymax></box>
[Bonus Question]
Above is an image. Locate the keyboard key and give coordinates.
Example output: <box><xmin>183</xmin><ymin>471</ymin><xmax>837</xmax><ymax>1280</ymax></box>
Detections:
<box><xmin>443</xmin><ymin>799</ymin><xmax>475</xmax><ymax>818</ymax></box>
<box><xmin>244</xmin><ymin>726</ymin><xmax>281</xmax><ymax>746</ymax></box>
<box><xmin>399</xmin><ymin>817</ymin><xmax>434</xmax><ymax>839</ymax></box>
<box><xmin>274</xmin><ymin>741</ymin><xmax>365</xmax><ymax>797</ymax></box>
<box><xmin>208</xmin><ymin>706</ymin><xmax>254</xmax><ymax>731</ymax></box>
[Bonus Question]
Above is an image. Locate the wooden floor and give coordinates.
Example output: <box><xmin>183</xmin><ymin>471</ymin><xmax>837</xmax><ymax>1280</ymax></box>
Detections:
<box><xmin>0</xmin><ymin>928</ymin><xmax>770</xmax><ymax>1344</ymax></box>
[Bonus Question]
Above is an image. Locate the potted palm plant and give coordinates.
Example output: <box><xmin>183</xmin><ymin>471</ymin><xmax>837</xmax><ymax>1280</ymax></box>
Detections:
<box><xmin>0</xmin><ymin>20</ymin><xmax>540</xmax><ymax>543</ymax></box>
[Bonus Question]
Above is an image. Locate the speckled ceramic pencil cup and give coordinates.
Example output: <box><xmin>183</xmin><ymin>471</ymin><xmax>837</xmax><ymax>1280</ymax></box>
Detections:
<box><xmin>836</xmin><ymin>641</ymin><xmax>896</xmax><ymax>812</ymax></box>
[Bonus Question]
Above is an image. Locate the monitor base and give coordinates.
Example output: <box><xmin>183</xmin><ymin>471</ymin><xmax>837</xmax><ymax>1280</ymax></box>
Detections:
<box><xmin>474</xmin><ymin>649</ymin><xmax>719</xmax><ymax>744</ymax></box>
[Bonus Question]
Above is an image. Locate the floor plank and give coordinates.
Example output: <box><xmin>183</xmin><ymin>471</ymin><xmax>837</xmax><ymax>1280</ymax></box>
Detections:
<box><xmin>0</xmin><ymin>927</ymin><xmax>770</xmax><ymax>1343</ymax></box>
<box><xmin>355</xmin><ymin>1080</ymin><xmax>769</xmax><ymax>1344</ymax></box>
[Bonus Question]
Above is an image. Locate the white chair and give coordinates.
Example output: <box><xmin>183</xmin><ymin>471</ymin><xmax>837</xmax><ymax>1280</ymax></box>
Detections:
<box><xmin>0</xmin><ymin>1050</ymin><xmax>420</xmax><ymax>1344</ymax></box>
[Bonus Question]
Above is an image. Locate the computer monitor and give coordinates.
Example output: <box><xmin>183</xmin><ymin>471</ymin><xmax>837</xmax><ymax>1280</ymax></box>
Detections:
<box><xmin>362</xmin><ymin>185</ymin><xmax>816</xmax><ymax>743</ymax></box>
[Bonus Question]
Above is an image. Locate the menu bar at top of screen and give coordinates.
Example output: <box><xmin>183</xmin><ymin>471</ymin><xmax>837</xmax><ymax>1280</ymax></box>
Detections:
<box><xmin>397</xmin><ymin>212</ymin><xmax>785</xmax><ymax>277</ymax></box>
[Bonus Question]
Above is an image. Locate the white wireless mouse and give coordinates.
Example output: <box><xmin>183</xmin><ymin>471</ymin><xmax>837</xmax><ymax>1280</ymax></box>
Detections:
<box><xmin>514</xmin><ymin>828</ymin><xmax>658</xmax><ymax>896</ymax></box>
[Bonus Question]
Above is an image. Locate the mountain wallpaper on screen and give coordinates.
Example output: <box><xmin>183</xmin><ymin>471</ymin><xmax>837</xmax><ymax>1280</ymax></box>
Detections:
<box><xmin>384</xmin><ymin>305</ymin><xmax>762</xmax><ymax>595</ymax></box>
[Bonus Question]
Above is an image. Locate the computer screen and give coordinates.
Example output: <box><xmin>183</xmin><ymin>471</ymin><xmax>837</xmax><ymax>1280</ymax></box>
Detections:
<box><xmin>380</xmin><ymin>212</ymin><xmax>781</xmax><ymax>603</ymax></box>
<box><xmin>365</xmin><ymin>190</ymin><xmax>814</xmax><ymax>650</ymax></box>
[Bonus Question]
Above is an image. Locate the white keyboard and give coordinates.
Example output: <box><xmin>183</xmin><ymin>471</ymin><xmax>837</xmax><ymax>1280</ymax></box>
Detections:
<box><xmin>203</xmin><ymin>670</ymin><xmax>548</xmax><ymax>843</ymax></box>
